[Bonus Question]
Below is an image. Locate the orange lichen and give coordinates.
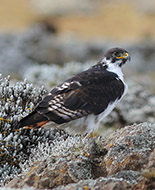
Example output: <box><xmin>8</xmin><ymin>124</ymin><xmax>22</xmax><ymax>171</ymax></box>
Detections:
<box><xmin>2</xmin><ymin>131</ymin><xmax>7</xmax><ymax>134</ymax></box>
<box><xmin>142</xmin><ymin>170</ymin><xmax>155</xmax><ymax>179</ymax></box>
<box><xmin>84</xmin><ymin>186</ymin><xmax>89</xmax><ymax>190</ymax></box>
<box><xmin>85</xmin><ymin>153</ymin><xmax>88</xmax><ymax>157</ymax></box>
<box><xmin>106</xmin><ymin>159</ymin><xmax>113</xmax><ymax>168</ymax></box>
<box><xmin>27</xmin><ymin>171</ymin><xmax>32</xmax><ymax>177</ymax></box>
<box><xmin>89</xmin><ymin>133</ymin><xmax>95</xmax><ymax>138</ymax></box>
<box><xmin>61</xmin><ymin>169</ymin><xmax>66</xmax><ymax>174</ymax></box>
<box><xmin>110</xmin><ymin>143</ymin><xmax>113</xmax><ymax>147</ymax></box>
<box><xmin>27</xmin><ymin>165</ymin><xmax>39</xmax><ymax>177</ymax></box>
<box><xmin>33</xmin><ymin>161</ymin><xmax>39</xmax><ymax>165</ymax></box>
<box><xmin>0</xmin><ymin>149</ymin><xmax>5</xmax><ymax>152</ymax></box>
<box><xmin>15</xmin><ymin>129</ymin><xmax>19</xmax><ymax>133</ymax></box>
<box><xmin>121</xmin><ymin>160</ymin><xmax>128</xmax><ymax>167</ymax></box>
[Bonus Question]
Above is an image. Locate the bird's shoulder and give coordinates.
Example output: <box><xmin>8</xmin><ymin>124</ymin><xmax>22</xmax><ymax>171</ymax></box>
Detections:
<box><xmin>40</xmin><ymin>65</ymin><xmax>125</xmax><ymax>106</ymax></box>
<box><xmin>50</xmin><ymin>64</ymin><xmax>120</xmax><ymax>95</ymax></box>
<box><xmin>38</xmin><ymin>65</ymin><xmax>124</xmax><ymax>113</ymax></box>
<box><xmin>35</xmin><ymin>64</ymin><xmax>126</xmax><ymax>124</ymax></box>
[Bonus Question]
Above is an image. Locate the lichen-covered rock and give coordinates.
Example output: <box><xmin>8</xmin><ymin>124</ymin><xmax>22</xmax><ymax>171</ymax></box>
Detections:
<box><xmin>133</xmin><ymin>149</ymin><xmax>155</xmax><ymax>190</ymax></box>
<box><xmin>104</xmin><ymin>123</ymin><xmax>155</xmax><ymax>175</ymax></box>
<box><xmin>53</xmin><ymin>177</ymin><xmax>132</xmax><ymax>190</ymax></box>
<box><xmin>7</xmin><ymin>161</ymin><xmax>73</xmax><ymax>189</ymax></box>
<box><xmin>5</xmin><ymin>135</ymin><xmax>107</xmax><ymax>189</ymax></box>
<box><xmin>5</xmin><ymin>122</ymin><xmax>155</xmax><ymax>190</ymax></box>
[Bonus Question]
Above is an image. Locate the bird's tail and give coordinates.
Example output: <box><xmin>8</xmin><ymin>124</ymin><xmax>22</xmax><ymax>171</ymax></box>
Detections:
<box><xmin>16</xmin><ymin>111</ymin><xmax>48</xmax><ymax>130</ymax></box>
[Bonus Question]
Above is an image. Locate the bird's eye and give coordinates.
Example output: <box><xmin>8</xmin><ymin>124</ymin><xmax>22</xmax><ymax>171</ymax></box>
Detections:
<box><xmin>113</xmin><ymin>52</ymin><xmax>121</xmax><ymax>57</ymax></box>
<box><xmin>113</xmin><ymin>52</ymin><xmax>116</xmax><ymax>56</ymax></box>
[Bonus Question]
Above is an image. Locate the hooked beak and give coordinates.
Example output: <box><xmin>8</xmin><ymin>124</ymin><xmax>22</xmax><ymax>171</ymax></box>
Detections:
<box><xmin>117</xmin><ymin>52</ymin><xmax>131</xmax><ymax>61</ymax></box>
<box><xmin>125</xmin><ymin>52</ymin><xmax>131</xmax><ymax>61</ymax></box>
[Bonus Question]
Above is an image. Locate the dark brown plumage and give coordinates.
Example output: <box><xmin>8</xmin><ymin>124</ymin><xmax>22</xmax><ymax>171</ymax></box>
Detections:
<box><xmin>17</xmin><ymin>47</ymin><xmax>130</xmax><ymax>133</ymax></box>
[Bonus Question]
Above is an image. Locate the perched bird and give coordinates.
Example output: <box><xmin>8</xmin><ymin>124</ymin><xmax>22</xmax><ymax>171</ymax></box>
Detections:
<box><xmin>17</xmin><ymin>47</ymin><xmax>130</xmax><ymax>134</ymax></box>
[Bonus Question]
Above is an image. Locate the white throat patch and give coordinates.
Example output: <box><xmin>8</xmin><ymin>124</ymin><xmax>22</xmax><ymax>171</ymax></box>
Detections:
<box><xmin>101</xmin><ymin>58</ymin><xmax>124</xmax><ymax>81</ymax></box>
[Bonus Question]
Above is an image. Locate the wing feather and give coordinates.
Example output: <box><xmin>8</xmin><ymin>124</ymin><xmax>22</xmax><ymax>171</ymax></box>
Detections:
<box><xmin>35</xmin><ymin>67</ymin><xmax>125</xmax><ymax>124</ymax></box>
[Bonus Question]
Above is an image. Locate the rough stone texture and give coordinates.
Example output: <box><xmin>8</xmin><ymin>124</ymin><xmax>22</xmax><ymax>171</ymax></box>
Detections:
<box><xmin>5</xmin><ymin>135</ymin><xmax>107</xmax><ymax>189</ymax></box>
<box><xmin>104</xmin><ymin>123</ymin><xmax>155</xmax><ymax>175</ymax></box>
<box><xmin>53</xmin><ymin>177</ymin><xmax>132</xmax><ymax>190</ymax></box>
<box><xmin>133</xmin><ymin>149</ymin><xmax>155</xmax><ymax>190</ymax></box>
<box><xmin>7</xmin><ymin>161</ymin><xmax>73</xmax><ymax>189</ymax></box>
<box><xmin>5</xmin><ymin>122</ymin><xmax>155</xmax><ymax>189</ymax></box>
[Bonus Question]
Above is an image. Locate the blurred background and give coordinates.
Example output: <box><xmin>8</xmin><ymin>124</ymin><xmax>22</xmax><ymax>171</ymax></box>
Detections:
<box><xmin>0</xmin><ymin>0</ymin><xmax>154</xmax><ymax>92</ymax></box>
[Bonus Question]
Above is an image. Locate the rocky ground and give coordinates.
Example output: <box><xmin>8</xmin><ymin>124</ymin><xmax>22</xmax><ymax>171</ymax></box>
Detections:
<box><xmin>4</xmin><ymin>122</ymin><xmax>155</xmax><ymax>190</ymax></box>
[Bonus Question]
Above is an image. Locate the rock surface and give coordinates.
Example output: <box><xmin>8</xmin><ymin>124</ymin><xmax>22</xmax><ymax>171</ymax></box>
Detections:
<box><xmin>5</xmin><ymin>122</ymin><xmax>155</xmax><ymax>189</ymax></box>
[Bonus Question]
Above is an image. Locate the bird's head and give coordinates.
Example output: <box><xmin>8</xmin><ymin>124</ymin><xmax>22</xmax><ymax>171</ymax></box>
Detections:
<box><xmin>100</xmin><ymin>47</ymin><xmax>131</xmax><ymax>67</ymax></box>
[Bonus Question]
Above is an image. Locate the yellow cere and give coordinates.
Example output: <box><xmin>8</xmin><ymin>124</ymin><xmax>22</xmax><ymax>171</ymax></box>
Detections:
<box><xmin>125</xmin><ymin>52</ymin><xmax>128</xmax><ymax>57</ymax></box>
